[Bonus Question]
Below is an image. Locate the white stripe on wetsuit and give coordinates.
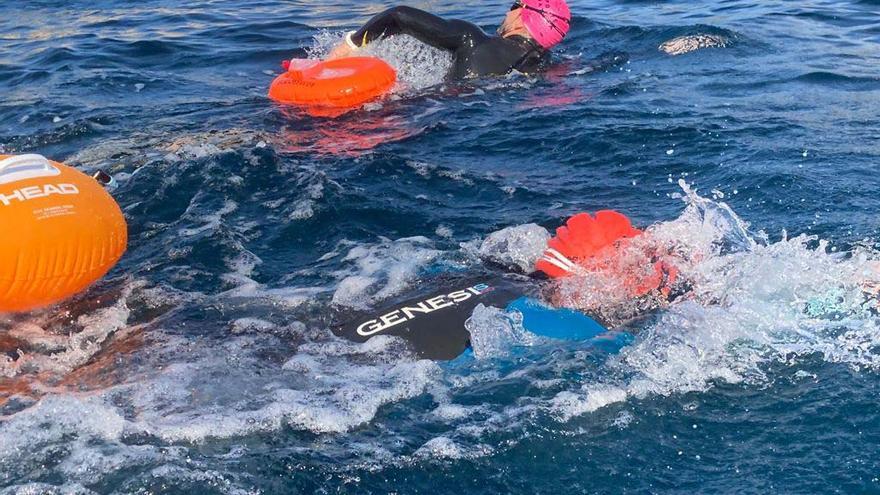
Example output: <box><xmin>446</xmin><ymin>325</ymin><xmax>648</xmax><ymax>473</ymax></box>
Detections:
<box><xmin>540</xmin><ymin>248</ymin><xmax>583</xmax><ymax>275</ymax></box>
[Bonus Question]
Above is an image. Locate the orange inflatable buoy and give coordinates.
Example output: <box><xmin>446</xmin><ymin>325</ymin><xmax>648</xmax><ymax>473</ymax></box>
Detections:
<box><xmin>268</xmin><ymin>57</ymin><xmax>397</xmax><ymax>110</ymax></box>
<box><xmin>0</xmin><ymin>154</ymin><xmax>127</xmax><ymax>313</ymax></box>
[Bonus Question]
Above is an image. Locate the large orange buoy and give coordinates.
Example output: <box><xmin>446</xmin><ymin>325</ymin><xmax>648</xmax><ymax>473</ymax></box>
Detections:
<box><xmin>268</xmin><ymin>57</ymin><xmax>397</xmax><ymax>110</ymax></box>
<box><xmin>0</xmin><ymin>154</ymin><xmax>127</xmax><ymax>313</ymax></box>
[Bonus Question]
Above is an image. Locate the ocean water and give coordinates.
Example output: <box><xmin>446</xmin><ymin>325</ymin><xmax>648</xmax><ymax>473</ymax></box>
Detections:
<box><xmin>2</xmin><ymin>0</ymin><xmax>880</xmax><ymax>493</ymax></box>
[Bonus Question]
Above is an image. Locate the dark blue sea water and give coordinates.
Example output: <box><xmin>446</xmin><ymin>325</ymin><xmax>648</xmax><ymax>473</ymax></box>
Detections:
<box><xmin>2</xmin><ymin>1</ymin><xmax>880</xmax><ymax>493</ymax></box>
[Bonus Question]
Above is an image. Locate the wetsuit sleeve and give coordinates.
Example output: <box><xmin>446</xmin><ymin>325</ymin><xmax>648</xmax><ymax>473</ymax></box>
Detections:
<box><xmin>351</xmin><ymin>6</ymin><xmax>479</xmax><ymax>51</ymax></box>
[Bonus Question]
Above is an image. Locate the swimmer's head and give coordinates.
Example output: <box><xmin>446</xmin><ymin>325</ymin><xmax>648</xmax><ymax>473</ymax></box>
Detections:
<box><xmin>505</xmin><ymin>0</ymin><xmax>571</xmax><ymax>49</ymax></box>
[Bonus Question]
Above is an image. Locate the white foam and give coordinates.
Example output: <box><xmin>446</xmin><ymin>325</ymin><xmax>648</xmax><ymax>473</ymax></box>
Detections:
<box><xmin>179</xmin><ymin>200</ymin><xmax>237</xmax><ymax>237</ymax></box>
<box><xmin>477</xmin><ymin>223</ymin><xmax>550</xmax><ymax>273</ymax></box>
<box><xmin>0</xmin><ymin>327</ymin><xmax>439</xmax><ymax>459</ymax></box>
<box><xmin>289</xmin><ymin>199</ymin><xmax>315</xmax><ymax>220</ymax></box>
<box><xmin>551</xmin><ymin>387</ymin><xmax>629</xmax><ymax>422</ymax></box>
<box><xmin>331</xmin><ymin>236</ymin><xmax>441</xmax><ymax>309</ymax></box>
<box><xmin>548</xmin><ymin>183</ymin><xmax>880</xmax><ymax>421</ymax></box>
<box><xmin>0</xmin><ymin>483</ymin><xmax>97</xmax><ymax>495</ymax></box>
<box><xmin>132</xmin><ymin>344</ymin><xmax>440</xmax><ymax>441</ymax></box>
<box><xmin>57</xmin><ymin>443</ymin><xmax>177</xmax><ymax>486</ymax></box>
<box><xmin>613</xmin><ymin>410</ymin><xmax>635</xmax><ymax>429</ymax></box>
<box><xmin>142</xmin><ymin>465</ymin><xmax>259</xmax><ymax>495</ymax></box>
<box><xmin>8</xmin><ymin>323</ymin><xmax>67</xmax><ymax>352</ymax></box>
<box><xmin>432</xmin><ymin>403</ymin><xmax>479</xmax><ymax>421</ymax></box>
<box><xmin>466</xmin><ymin>304</ymin><xmax>537</xmax><ymax>359</ymax></box>
<box><xmin>1</xmin><ymin>283</ymin><xmax>138</xmax><ymax>381</ymax></box>
<box><xmin>5</xmin><ymin>178</ymin><xmax>880</xmax><ymax>483</ymax></box>
<box><xmin>414</xmin><ymin>437</ymin><xmax>462</xmax><ymax>459</ymax></box>
<box><xmin>660</xmin><ymin>34</ymin><xmax>731</xmax><ymax>56</ymax></box>
<box><xmin>0</xmin><ymin>395</ymin><xmax>128</xmax><ymax>483</ymax></box>
<box><xmin>413</xmin><ymin>436</ymin><xmax>494</xmax><ymax>460</ymax></box>
<box><xmin>435</xmin><ymin>225</ymin><xmax>453</xmax><ymax>239</ymax></box>
<box><xmin>230</xmin><ymin>318</ymin><xmax>276</xmax><ymax>334</ymax></box>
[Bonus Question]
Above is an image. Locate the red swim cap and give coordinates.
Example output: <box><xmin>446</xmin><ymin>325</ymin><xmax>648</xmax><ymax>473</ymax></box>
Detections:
<box><xmin>536</xmin><ymin>211</ymin><xmax>680</xmax><ymax>298</ymax></box>
<box><xmin>536</xmin><ymin>210</ymin><xmax>641</xmax><ymax>278</ymax></box>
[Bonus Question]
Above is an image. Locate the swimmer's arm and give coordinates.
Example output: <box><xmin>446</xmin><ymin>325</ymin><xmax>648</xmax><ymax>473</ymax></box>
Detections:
<box><xmin>351</xmin><ymin>6</ymin><xmax>475</xmax><ymax>51</ymax></box>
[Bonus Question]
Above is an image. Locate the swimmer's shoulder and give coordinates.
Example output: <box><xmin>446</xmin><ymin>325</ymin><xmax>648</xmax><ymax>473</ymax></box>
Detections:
<box><xmin>447</xmin><ymin>19</ymin><xmax>491</xmax><ymax>43</ymax></box>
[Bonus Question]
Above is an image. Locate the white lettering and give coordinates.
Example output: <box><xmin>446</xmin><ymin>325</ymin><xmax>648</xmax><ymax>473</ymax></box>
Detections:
<box><xmin>43</xmin><ymin>184</ymin><xmax>62</xmax><ymax>195</ymax></box>
<box><xmin>0</xmin><ymin>189</ymin><xmax>24</xmax><ymax>206</ymax></box>
<box><xmin>449</xmin><ymin>290</ymin><xmax>471</xmax><ymax>303</ymax></box>
<box><xmin>21</xmin><ymin>186</ymin><xmax>44</xmax><ymax>200</ymax></box>
<box><xmin>356</xmin><ymin>319</ymin><xmax>383</xmax><ymax>336</ymax></box>
<box><xmin>380</xmin><ymin>310</ymin><xmax>406</xmax><ymax>329</ymax></box>
<box><xmin>401</xmin><ymin>302</ymin><xmax>433</xmax><ymax>319</ymax></box>
<box><xmin>426</xmin><ymin>295</ymin><xmax>453</xmax><ymax>310</ymax></box>
<box><xmin>353</xmin><ymin>283</ymin><xmax>495</xmax><ymax>337</ymax></box>
<box><xmin>0</xmin><ymin>183</ymin><xmax>80</xmax><ymax>207</ymax></box>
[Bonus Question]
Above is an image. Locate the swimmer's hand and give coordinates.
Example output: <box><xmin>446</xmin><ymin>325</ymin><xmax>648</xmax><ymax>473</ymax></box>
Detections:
<box><xmin>326</xmin><ymin>31</ymin><xmax>361</xmax><ymax>61</ymax></box>
<box><xmin>326</xmin><ymin>43</ymin><xmax>356</xmax><ymax>60</ymax></box>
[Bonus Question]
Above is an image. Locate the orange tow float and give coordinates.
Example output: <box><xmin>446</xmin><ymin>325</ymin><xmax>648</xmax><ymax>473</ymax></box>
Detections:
<box><xmin>268</xmin><ymin>57</ymin><xmax>397</xmax><ymax>111</ymax></box>
<box><xmin>0</xmin><ymin>154</ymin><xmax>127</xmax><ymax>313</ymax></box>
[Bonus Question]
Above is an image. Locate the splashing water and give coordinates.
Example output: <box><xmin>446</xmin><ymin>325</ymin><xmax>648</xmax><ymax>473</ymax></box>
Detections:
<box><xmin>331</xmin><ymin>236</ymin><xmax>443</xmax><ymax>310</ymax></box>
<box><xmin>3</xmin><ymin>0</ymin><xmax>880</xmax><ymax>491</ymax></box>
<box><xmin>2</xmin><ymin>179</ymin><xmax>880</xmax><ymax>490</ymax></box>
<box><xmin>547</xmin><ymin>183</ymin><xmax>880</xmax><ymax>421</ymax></box>
<box><xmin>476</xmin><ymin>223</ymin><xmax>550</xmax><ymax>273</ymax></box>
<box><xmin>308</xmin><ymin>31</ymin><xmax>453</xmax><ymax>93</ymax></box>
<box><xmin>0</xmin><ymin>281</ymin><xmax>140</xmax><ymax>382</ymax></box>
<box><xmin>466</xmin><ymin>304</ymin><xmax>537</xmax><ymax>359</ymax></box>
<box><xmin>362</xmin><ymin>35</ymin><xmax>454</xmax><ymax>92</ymax></box>
<box><xmin>659</xmin><ymin>34</ymin><xmax>732</xmax><ymax>56</ymax></box>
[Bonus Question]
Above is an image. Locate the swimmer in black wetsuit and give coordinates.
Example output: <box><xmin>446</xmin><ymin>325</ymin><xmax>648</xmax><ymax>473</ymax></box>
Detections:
<box><xmin>332</xmin><ymin>211</ymin><xmax>687</xmax><ymax>360</ymax></box>
<box><xmin>326</xmin><ymin>1</ymin><xmax>572</xmax><ymax>79</ymax></box>
<box><xmin>331</xmin><ymin>210</ymin><xmax>880</xmax><ymax>361</ymax></box>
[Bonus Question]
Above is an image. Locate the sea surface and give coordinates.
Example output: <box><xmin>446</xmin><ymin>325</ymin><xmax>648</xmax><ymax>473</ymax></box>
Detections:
<box><xmin>2</xmin><ymin>0</ymin><xmax>880</xmax><ymax>493</ymax></box>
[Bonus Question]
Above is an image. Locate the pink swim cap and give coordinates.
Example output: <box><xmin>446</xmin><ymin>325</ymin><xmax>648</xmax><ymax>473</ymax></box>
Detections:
<box><xmin>519</xmin><ymin>0</ymin><xmax>571</xmax><ymax>49</ymax></box>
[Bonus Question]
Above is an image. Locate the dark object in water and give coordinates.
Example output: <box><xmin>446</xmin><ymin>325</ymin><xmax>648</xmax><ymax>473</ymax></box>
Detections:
<box><xmin>331</xmin><ymin>275</ymin><xmax>527</xmax><ymax>360</ymax></box>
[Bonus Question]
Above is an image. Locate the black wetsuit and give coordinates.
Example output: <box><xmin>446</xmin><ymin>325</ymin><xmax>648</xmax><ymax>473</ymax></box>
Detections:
<box><xmin>332</xmin><ymin>275</ymin><xmax>529</xmax><ymax>360</ymax></box>
<box><xmin>351</xmin><ymin>6</ymin><xmax>549</xmax><ymax>79</ymax></box>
